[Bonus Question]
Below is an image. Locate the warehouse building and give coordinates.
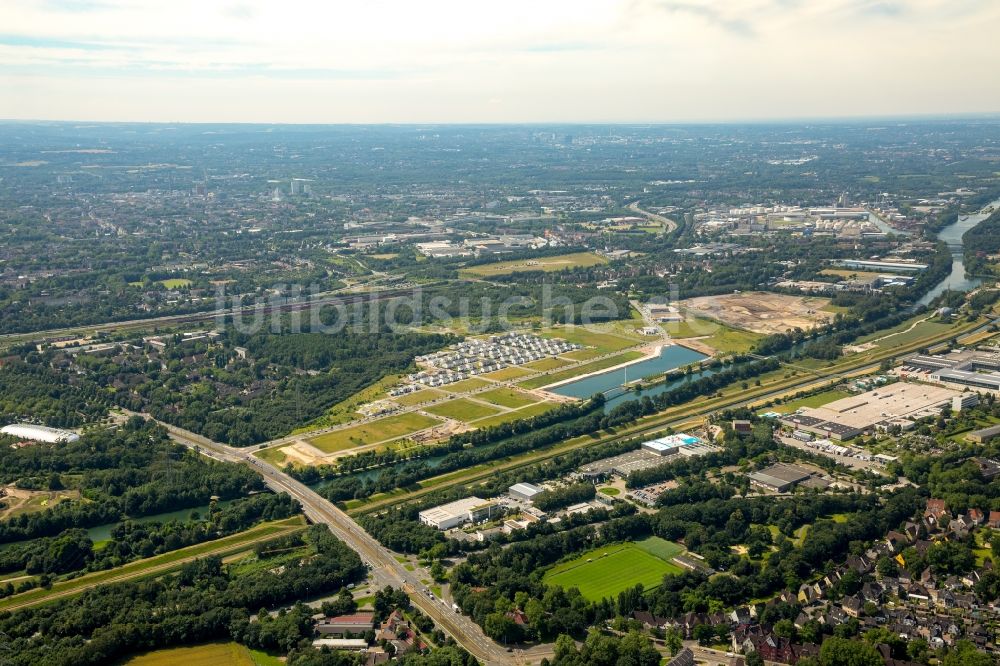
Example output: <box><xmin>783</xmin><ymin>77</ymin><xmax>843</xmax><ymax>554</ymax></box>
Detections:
<box><xmin>903</xmin><ymin>351</ymin><xmax>1000</xmax><ymax>394</ymax></box>
<box><xmin>508</xmin><ymin>482</ymin><xmax>544</xmax><ymax>503</ymax></box>
<box><xmin>780</xmin><ymin>382</ymin><xmax>965</xmax><ymax>441</ymax></box>
<box><xmin>748</xmin><ymin>463</ymin><xmax>815</xmax><ymax>492</ymax></box>
<box><xmin>968</xmin><ymin>425</ymin><xmax>1000</xmax><ymax>444</ymax></box>
<box><xmin>0</xmin><ymin>423</ymin><xmax>80</xmax><ymax>444</ymax></box>
<box><xmin>418</xmin><ymin>497</ymin><xmax>498</xmax><ymax>531</ymax></box>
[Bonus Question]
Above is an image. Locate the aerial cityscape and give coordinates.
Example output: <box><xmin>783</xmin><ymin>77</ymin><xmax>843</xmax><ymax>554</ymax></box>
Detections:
<box><xmin>3</xmin><ymin>2</ymin><xmax>1000</xmax><ymax>666</ymax></box>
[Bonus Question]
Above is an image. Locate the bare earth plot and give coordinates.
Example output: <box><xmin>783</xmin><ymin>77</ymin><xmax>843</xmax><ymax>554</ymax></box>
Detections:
<box><xmin>682</xmin><ymin>292</ymin><xmax>834</xmax><ymax>335</ymax></box>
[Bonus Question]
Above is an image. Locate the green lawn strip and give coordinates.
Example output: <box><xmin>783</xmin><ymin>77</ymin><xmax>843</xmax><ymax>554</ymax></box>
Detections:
<box><xmin>441</xmin><ymin>378</ymin><xmax>493</xmax><ymax>393</ymax></box>
<box><xmin>394</xmin><ymin>389</ymin><xmax>447</xmax><ymax>407</ymax></box>
<box><xmin>518</xmin><ymin>351</ymin><xmax>645</xmax><ymax>390</ymax></box>
<box><xmin>476</xmin><ymin>387</ymin><xmax>540</xmax><ymax>409</ymax></box>
<box><xmin>0</xmin><ymin>517</ymin><xmax>306</xmax><ymax>611</ymax></box>
<box><xmin>772</xmin><ymin>389</ymin><xmax>851</xmax><ymax>412</ymax></box>
<box><xmin>524</xmin><ymin>357</ymin><xmax>574</xmax><ymax>372</ymax></box>
<box><xmin>482</xmin><ymin>366</ymin><xmax>533</xmax><ymax>381</ymax></box>
<box><xmin>307</xmin><ymin>412</ymin><xmax>441</xmax><ymax>453</ymax></box>
<box><xmin>425</xmin><ymin>398</ymin><xmax>503</xmax><ymax>422</ymax></box>
<box><xmin>469</xmin><ymin>401</ymin><xmax>556</xmax><ymax>428</ymax></box>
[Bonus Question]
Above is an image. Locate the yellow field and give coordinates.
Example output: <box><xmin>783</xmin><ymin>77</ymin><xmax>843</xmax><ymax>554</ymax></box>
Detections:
<box><xmin>459</xmin><ymin>252</ymin><xmax>607</xmax><ymax>277</ymax></box>
<box><xmin>126</xmin><ymin>642</ymin><xmax>256</xmax><ymax>666</ymax></box>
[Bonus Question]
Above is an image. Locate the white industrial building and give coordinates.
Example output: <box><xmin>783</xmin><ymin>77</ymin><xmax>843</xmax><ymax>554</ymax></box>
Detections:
<box><xmin>508</xmin><ymin>482</ymin><xmax>544</xmax><ymax>502</ymax></box>
<box><xmin>0</xmin><ymin>423</ymin><xmax>80</xmax><ymax>444</ymax></box>
<box><xmin>418</xmin><ymin>496</ymin><xmax>498</xmax><ymax>531</ymax></box>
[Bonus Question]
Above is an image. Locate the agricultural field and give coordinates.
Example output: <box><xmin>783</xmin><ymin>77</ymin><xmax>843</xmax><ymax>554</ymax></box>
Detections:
<box><xmin>543</xmin><ymin>537</ymin><xmax>685</xmax><ymax>601</ymax></box>
<box><xmin>425</xmin><ymin>398</ymin><xmax>503</xmax><ymax>422</ymax></box>
<box><xmin>477</xmin><ymin>387</ymin><xmax>540</xmax><ymax>409</ymax></box>
<box><xmin>682</xmin><ymin>292</ymin><xmax>834</xmax><ymax>335</ymax></box>
<box><xmin>459</xmin><ymin>252</ymin><xmax>607</xmax><ymax>277</ymax></box>
<box><xmin>519</xmin><ymin>351</ymin><xmax>645</xmax><ymax>390</ymax></box>
<box><xmin>306</xmin><ymin>412</ymin><xmax>441</xmax><ymax>453</ymax></box>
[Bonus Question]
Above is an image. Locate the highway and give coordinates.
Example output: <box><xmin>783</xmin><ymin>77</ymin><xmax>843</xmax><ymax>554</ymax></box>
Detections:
<box><xmin>146</xmin><ymin>417</ymin><xmax>516</xmax><ymax>666</ymax></box>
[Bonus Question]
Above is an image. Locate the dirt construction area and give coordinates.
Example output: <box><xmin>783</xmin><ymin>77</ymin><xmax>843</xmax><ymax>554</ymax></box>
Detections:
<box><xmin>682</xmin><ymin>292</ymin><xmax>834</xmax><ymax>335</ymax></box>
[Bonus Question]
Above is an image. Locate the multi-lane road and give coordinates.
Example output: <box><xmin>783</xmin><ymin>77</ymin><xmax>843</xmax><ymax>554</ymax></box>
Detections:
<box><xmin>147</xmin><ymin>417</ymin><xmax>516</xmax><ymax>666</ymax></box>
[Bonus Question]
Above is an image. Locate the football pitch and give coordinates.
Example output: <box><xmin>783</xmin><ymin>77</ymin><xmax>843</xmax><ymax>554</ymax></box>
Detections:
<box><xmin>543</xmin><ymin>537</ymin><xmax>684</xmax><ymax>601</ymax></box>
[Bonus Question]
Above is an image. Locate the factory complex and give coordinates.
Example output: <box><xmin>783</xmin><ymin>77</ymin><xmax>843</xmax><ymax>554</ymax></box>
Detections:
<box><xmin>779</xmin><ymin>382</ymin><xmax>976</xmax><ymax>441</ymax></box>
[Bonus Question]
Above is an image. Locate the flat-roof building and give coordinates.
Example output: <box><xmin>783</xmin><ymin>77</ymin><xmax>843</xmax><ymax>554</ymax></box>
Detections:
<box><xmin>418</xmin><ymin>497</ymin><xmax>498</xmax><ymax>531</ymax></box>
<box><xmin>508</xmin><ymin>482</ymin><xmax>544</xmax><ymax>503</ymax></box>
<box><xmin>968</xmin><ymin>425</ymin><xmax>1000</xmax><ymax>444</ymax></box>
<box><xmin>748</xmin><ymin>463</ymin><xmax>815</xmax><ymax>492</ymax></box>
<box><xmin>780</xmin><ymin>382</ymin><xmax>963</xmax><ymax>441</ymax></box>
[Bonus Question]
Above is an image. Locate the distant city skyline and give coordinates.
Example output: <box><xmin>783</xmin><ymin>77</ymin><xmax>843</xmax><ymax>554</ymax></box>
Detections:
<box><xmin>3</xmin><ymin>0</ymin><xmax>1000</xmax><ymax>123</ymax></box>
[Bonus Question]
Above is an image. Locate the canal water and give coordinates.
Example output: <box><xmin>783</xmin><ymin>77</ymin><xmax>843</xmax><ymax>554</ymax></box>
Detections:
<box><xmin>85</xmin><ymin>498</ymin><xmax>239</xmax><ymax>542</ymax></box>
<box><xmin>916</xmin><ymin>198</ymin><xmax>1000</xmax><ymax>307</ymax></box>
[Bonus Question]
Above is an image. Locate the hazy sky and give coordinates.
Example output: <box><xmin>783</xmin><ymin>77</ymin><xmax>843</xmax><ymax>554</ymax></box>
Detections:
<box><xmin>3</xmin><ymin>0</ymin><xmax>1000</xmax><ymax>123</ymax></box>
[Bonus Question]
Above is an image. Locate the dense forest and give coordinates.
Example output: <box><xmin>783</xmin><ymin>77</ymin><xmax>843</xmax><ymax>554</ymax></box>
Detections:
<box><xmin>0</xmin><ymin>418</ymin><xmax>264</xmax><ymax>543</ymax></box>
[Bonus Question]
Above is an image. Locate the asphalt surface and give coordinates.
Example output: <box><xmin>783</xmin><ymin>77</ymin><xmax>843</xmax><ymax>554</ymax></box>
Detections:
<box><xmin>151</xmin><ymin>418</ymin><xmax>516</xmax><ymax>665</ymax></box>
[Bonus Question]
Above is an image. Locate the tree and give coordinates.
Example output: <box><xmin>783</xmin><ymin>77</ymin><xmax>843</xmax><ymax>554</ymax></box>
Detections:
<box><xmin>745</xmin><ymin>652</ymin><xmax>764</xmax><ymax>666</ymax></box>
<box><xmin>818</xmin><ymin>637</ymin><xmax>883</xmax><ymax>666</ymax></box>
<box><xmin>664</xmin><ymin>628</ymin><xmax>683</xmax><ymax>656</ymax></box>
<box><xmin>940</xmin><ymin>640</ymin><xmax>995</xmax><ymax>666</ymax></box>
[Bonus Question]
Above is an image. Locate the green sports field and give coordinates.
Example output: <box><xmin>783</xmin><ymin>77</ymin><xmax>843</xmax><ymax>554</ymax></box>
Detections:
<box><xmin>543</xmin><ymin>537</ymin><xmax>684</xmax><ymax>601</ymax></box>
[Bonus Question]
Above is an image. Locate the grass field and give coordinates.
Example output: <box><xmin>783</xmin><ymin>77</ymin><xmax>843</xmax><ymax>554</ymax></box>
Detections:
<box><xmin>540</xmin><ymin>326</ymin><xmax>642</xmax><ymax>353</ymax></box>
<box><xmin>425</xmin><ymin>398</ymin><xmax>503</xmax><ymax>422</ymax></box>
<box><xmin>774</xmin><ymin>389</ymin><xmax>851</xmax><ymax>412</ymax></box>
<box><xmin>854</xmin><ymin>314</ymin><xmax>954</xmax><ymax>348</ymax></box>
<box><xmin>544</xmin><ymin>538</ymin><xmax>684</xmax><ymax>601</ymax></box>
<box><xmin>519</xmin><ymin>351</ymin><xmax>645</xmax><ymax>390</ymax></box>
<box><xmin>471</xmin><ymin>401</ymin><xmax>556</xmax><ymax>428</ymax></box>
<box><xmin>477</xmin><ymin>387</ymin><xmax>540</xmax><ymax>409</ymax></box>
<box><xmin>634</xmin><ymin>536</ymin><xmax>686</xmax><ymax>560</ymax></box>
<box><xmin>524</xmin><ymin>357</ymin><xmax>574</xmax><ymax>371</ymax></box>
<box><xmin>307</xmin><ymin>412</ymin><xmax>440</xmax><ymax>452</ymax></box>
<box><xmin>126</xmin><ymin>642</ymin><xmax>258</xmax><ymax>666</ymax></box>
<box><xmin>393</xmin><ymin>389</ymin><xmax>446</xmax><ymax>407</ymax></box>
<box><xmin>0</xmin><ymin>517</ymin><xmax>306</xmax><ymax>611</ymax></box>
<box><xmin>460</xmin><ymin>252</ymin><xmax>607</xmax><ymax>277</ymax></box>
<box><xmin>482</xmin><ymin>366</ymin><xmax>533</xmax><ymax>381</ymax></box>
<box><xmin>441</xmin><ymin>377</ymin><xmax>493</xmax><ymax>393</ymax></box>
<box><xmin>664</xmin><ymin>317</ymin><xmax>761</xmax><ymax>353</ymax></box>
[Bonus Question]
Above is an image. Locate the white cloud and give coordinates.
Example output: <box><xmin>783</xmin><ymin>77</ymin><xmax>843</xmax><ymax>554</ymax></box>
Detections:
<box><xmin>1</xmin><ymin>0</ymin><xmax>998</xmax><ymax>121</ymax></box>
